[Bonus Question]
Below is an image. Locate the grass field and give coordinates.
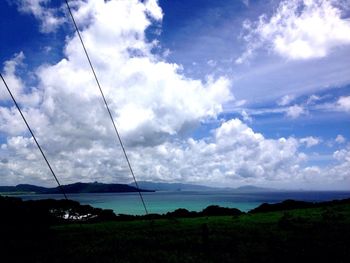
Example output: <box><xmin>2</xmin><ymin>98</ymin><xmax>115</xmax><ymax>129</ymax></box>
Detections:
<box><xmin>2</xmin><ymin>202</ymin><xmax>350</xmax><ymax>263</ymax></box>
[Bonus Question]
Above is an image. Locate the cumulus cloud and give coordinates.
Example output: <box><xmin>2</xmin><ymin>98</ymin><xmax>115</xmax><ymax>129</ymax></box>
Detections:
<box><xmin>278</xmin><ymin>94</ymin><xmax>295</xmax><ymax>106</ymax></box>
<box><xmin>0</xmin><ymin>0</ymin><xmax>233</xmax><ymax>185</ymax></box>
<box><xmin>335</xmin><ymin>134</ymin><xmax>346</xmax><ymax>144</ymax></box>
<box><xmin>336</xmin><ymin>96</ymin><xmax>350</xmax><ymax>112</ymax></box>
<box><xmin>307</xmin><ymin>94</ymin><xmax>322</xmax><ymax>105</ymax></box>
<box><xmin>241</xmin><ymin>110</ymin><xmax>252</xmax><ymax>123</ymax></box>
<box><xmin>237</xmin><ymin>0</ymin><xmax>350</xmax><ymax>63</ymax></box>
<box><xmin>329</xmin><ymin>146</ymin><xmax>350</xmax><ymax>182</ymax></box>
<box><xmin>1</xmin><ymin>117</ymin><xmax>306</xmax><ymax>187</ymax></box>
<box><xmin>1</xmin><ymin>53</ymin><xmax>25</xmax><ymax>100</ymax></box>
<box><xmin>300</xmin><ymin>136</ymin><xmax>320</xmax><ymax>148</ymax></box>
<box><xmin>333</xmin><ymin>147</ymin><xmax>350</xmax><ymax>162</ymax></box>
<box><xmin>88</xmin><ymin>119</ymin><xmax>307</xmax><ymax>186</ymax></box>
<box><xmin>286</xmin><ymin>104</ymin><xmax>307</xmax><ymax>119</ymax></box>
<box><xmin>0</xmin><ymin>52</ymin><xmax>41</xmax><ymax>106</ymax></box>
<box><xmin>14</xmin><ymin>0</ymin><xmax>65</xmax><ymax>33</ymax></box>
<box><xmin>298</xmin><ymin>147</ymin><xmax>350</xmax><ymax>189</ymax></box>
<box><xmin>1</xmin><ymin>0</ymin><xmax>349</xmax><ymax>189</ymax></box>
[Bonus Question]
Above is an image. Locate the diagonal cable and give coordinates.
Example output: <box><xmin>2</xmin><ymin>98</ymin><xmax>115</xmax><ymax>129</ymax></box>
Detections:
<box><xmin>0</xmin><ymin>73</ymin><xmax>68</xmax><ymax>200</ymax></box>
<box><xmin>64</xmin><ymin>0</ymin><xmax>148</xmax><ymax>215</ymax></box>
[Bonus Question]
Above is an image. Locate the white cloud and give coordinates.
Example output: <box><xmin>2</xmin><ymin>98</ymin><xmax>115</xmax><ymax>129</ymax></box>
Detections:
<box><xmin>330</xmin><ymin>146</ymin><xmax>350</xmax><ymax>182</ymax></box>
<box><xmin>3</xmin><ymin>117</ymin><xmax>300</xmax><ymax>186</ymax></box>
<box><xmin>286</xmin><ymin>104</ymin><xmax>306</xmax><ymax>118</ymax></box>
<box><xmin>300</xmin><ymin>136</ymin><xmax>320</xmax><ymax>148</ymax></box>
<box><xmin>114</xmin><ymin>119</ymin><xmax>307</xmax><ymax>186</ymax></box>
<box><xmin>0</xmin><ymin>0</ymin><xmax>233</xmax><ymax>185</ymax></box>
<box><xmin>0</xmin><ymin>107</ymin><xmax>26</xmax><ymax>135</ymax></box>
<box><xmin>1</xmin><ymin>0</ymin><xmax>349</xmax><ymax>189</ymax></box>
<box><xmin>242</xmin><ymin>0</ymin><xmax>249</xmax><ymax>7</ymax></box>
<box><xmin>336</xmin><ymin>96</ymin><xmax>350</xmax><ymax>112</ymax></box>
<box><xmin>278</xmin><ymin>94</ymin><xmax>295</xmax><ymax>106</ymax></box>
<box><xmin>144</xmin><ymin>0</ymin><xmax>163</xmax><ymax>21</ymax></box>
<box><xmin>299</xmin><ymin>147</ymin><xmax>350</xmax><ymax>188</ymax></box>
<box><xmin>306</xmin><ymin>94</ymin><xmax>350</xmax><ymax>114</ymax></box>
<box><xmin>333</xmin><ymin>147</ymin><xmax>350</xmax><ymax>162</ymax></box>
<box><xmin>307</xmin><ymin>94</ymin><xmax>321</xmax><ymax>105</ymax></box>
<box><xmin>335</xmin><ymin>134</ymin><xmax>346</xmax><ymax>144</ymax></box>
<box><xmin>241</xmin><ymin>110</ymin><xmax>252</xmax><ymax>123</ymax></box>
<box><xmin>0</xmin><ymin>52</ymin><xmax>25</xmax><ymax>102</ymax></box>
<box><xmin>238</xmin><ymin>0</ymin><xmax>350</xmax><ymax>62</ymax></box>
<box><xmin>0</xmin><ymin>52</ymin><xmax>41</xmax><ymax>106</ymax></box>
<box><xmin>14</xmin><ymin>0</ymin><xmax>65</xmax><ymax>33</ymax></box>
<box><xmin>207</xmin><ymin>60</ymin><xmax>217</xmax><ymax>67</ymax></box>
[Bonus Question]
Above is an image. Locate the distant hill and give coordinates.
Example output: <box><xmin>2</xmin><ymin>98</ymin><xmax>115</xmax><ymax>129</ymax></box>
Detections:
<box><xmin>234</xmin><ymin>185</ymin><xmax>274</xmax><ymax>192</ymax></box>
<box><xmin>1</xmin><ymin>181</ymin><xmax>274</xmax><ymax>194</ymax></box>
<box><xmin>0</xmin><ymin>184</ymin><xmax>49</xmax><ymax>194</ymax></box>
<box><xmin>128</xmin><ymin>181</ymin><xmax>219</xmax><ymax>191</ymax></box>
<box><xmin>128</xmin><ymin>181</ymin><xmax>273</xmax><ymax>192</ymax></box>
<box><xmin>0</xmin><ymin>182</ymin><xmax>153</xmax><ymax>194</ymax></box>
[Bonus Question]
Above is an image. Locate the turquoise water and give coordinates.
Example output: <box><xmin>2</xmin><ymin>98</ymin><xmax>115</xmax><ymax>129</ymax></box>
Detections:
<box><xmin>17</xmin><ymin>190</ymin><xmax>350</xmax><ymax>215</ymax></box>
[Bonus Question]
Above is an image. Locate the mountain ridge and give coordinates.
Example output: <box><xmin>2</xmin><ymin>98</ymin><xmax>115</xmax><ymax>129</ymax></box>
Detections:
<box><xmin>0</xmin><ymin>182</ymin><xmax>153</xmax><ymax>194</ymax></box>
<box><xmin>129</xmin><ymin>181</ymin><xmax>274</xmax><ymax>192</ymax></box>
<box><xmin>0</xmin><ymin>181</ymin><xmax>275</xmax><ymax>194</ymax></box>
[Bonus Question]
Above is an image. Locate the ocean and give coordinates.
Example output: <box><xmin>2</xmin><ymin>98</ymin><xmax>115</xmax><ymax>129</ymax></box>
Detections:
<box><xmin>16</xmin><ymin>190</ymin><xmax>350</xmax><ymax>215</ymax></box>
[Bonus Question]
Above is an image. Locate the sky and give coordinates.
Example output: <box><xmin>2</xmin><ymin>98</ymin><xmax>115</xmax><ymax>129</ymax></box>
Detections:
<box><xmin>0</xmin><ymin>0</ymin><xmax>350</xmax><ymax>190</ymax></box>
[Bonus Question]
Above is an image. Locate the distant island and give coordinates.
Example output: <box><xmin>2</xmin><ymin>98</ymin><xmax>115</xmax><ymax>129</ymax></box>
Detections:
<box><xmin>0</xmin><ymin>182</ymin><xmax>153</xmax><ymax>194</ymax></box>
<box><xmin>129</xmin><ymin>181</ymin><xmax>274</xmax><ymax>192</ymax></box>
<box><xmin>128</xmin><ymin>181</ymin><xmax>219</xmax><ymax>191</ymax></box>
<box><xmin>0</xmin><ymin>181</ymin><xmax>275</xmax><ymax>195</ymax></box>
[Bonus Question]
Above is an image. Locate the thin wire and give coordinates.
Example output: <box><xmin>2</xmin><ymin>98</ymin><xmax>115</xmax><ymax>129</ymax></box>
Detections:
<box><xmin>0</xmin><ymin>73</ymin><xmax>68</xmax><ymax>200</ymax></box>
<box><xmin>64</xmin><ymin>0</ymin><xmax>148</xmax><ymax>215</ymax></box>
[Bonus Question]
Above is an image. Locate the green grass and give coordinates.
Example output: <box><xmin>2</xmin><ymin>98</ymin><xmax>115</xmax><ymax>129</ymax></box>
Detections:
<box><xmin>2</xmin><ymin>203</ymin><xmax>350</xmax><ymax>263</ymax></box>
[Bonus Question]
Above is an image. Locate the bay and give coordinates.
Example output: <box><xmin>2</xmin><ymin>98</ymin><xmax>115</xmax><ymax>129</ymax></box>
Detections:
<box><xmin>18</xmin><ymin>191</ymin><xmax>350</xmax><ymax>215</ymax></box>
<box><xmin>15</xmin><ymin>190</ymin><xmax>350</xmax><ymax>215</ymax></box>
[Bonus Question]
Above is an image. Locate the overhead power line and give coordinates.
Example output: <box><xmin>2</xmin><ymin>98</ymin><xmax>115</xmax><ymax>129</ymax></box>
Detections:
<box><xmin>64</xmin><ymin>0</ymin><xmax>149</xmax><ymax>215</ymax></box>
<box><xmin>0</xmin><ymin>73</ymin><xmax>68</xmax><ymax>200</ymax></box>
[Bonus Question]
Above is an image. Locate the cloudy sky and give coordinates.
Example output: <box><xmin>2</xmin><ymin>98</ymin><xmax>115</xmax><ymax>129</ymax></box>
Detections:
<box><xmin>0</xmin><ymin>0</ymin><xmax>349</xmax><ymax>190</ymax></box>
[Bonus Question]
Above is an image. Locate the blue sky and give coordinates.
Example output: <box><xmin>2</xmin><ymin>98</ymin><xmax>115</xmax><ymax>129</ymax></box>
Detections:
<box><xmin>0</xmin><ymin>0</ymin><xmax>350</xmax><ymax>189</ymax></box>
<box><xmin>157</xmin><ymin>0</ymin><xmax>350</xmax><ymax>141</ymax></box>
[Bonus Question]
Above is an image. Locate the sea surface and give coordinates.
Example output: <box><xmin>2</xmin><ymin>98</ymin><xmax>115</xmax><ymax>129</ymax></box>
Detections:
<box><xmin>16</xmin><ymin>190</ymin><xmax>350</xmax><ymax>215</ymax></box>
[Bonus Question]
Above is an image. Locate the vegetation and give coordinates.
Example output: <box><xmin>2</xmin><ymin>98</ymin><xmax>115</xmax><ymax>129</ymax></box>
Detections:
<box><xmin>249</xmin><ymin>198</ymin><xmax>350</xmax><ymax>213</ymax></box>
<box><xmin>0</xmin><ymin>195</ymin><xmax>117</xmax><ymax>225</ymax></box>
<box><xmin>1</xmin><ymin>195</ymin><xmax>350</xmax><ymax>263</ymax></box>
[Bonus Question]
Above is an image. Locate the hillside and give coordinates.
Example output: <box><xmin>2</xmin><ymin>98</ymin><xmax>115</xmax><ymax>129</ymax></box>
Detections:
<box><xmin>1</xmin><ymin>196</ymin><xmax>349</xmax><ymax>263</ymax></box>
<box><xmin>129</xmin><ymin>181</ymin><xmax>273</xmax><ymax>192</ymax></box>
<box><xmin>129</xmin><ymin>181</ymin><xmax>219</xmax><ymax>191</ymax></box>
<box><xmin>0</xmin><ymin>184</ymin><xmax>49</xmax><ymax>194</ymax></box>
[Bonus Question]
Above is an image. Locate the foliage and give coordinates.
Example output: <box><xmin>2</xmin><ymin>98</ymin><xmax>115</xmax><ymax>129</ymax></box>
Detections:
<box><xmin>1</xmin><ymin>196</ymin><xmax>350</xmax><ymax>262</ymax></box>
<box><xmin>249</xmin><ymin>198</ymin><xmax>350</xmax><ymax>213</ymax></box>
